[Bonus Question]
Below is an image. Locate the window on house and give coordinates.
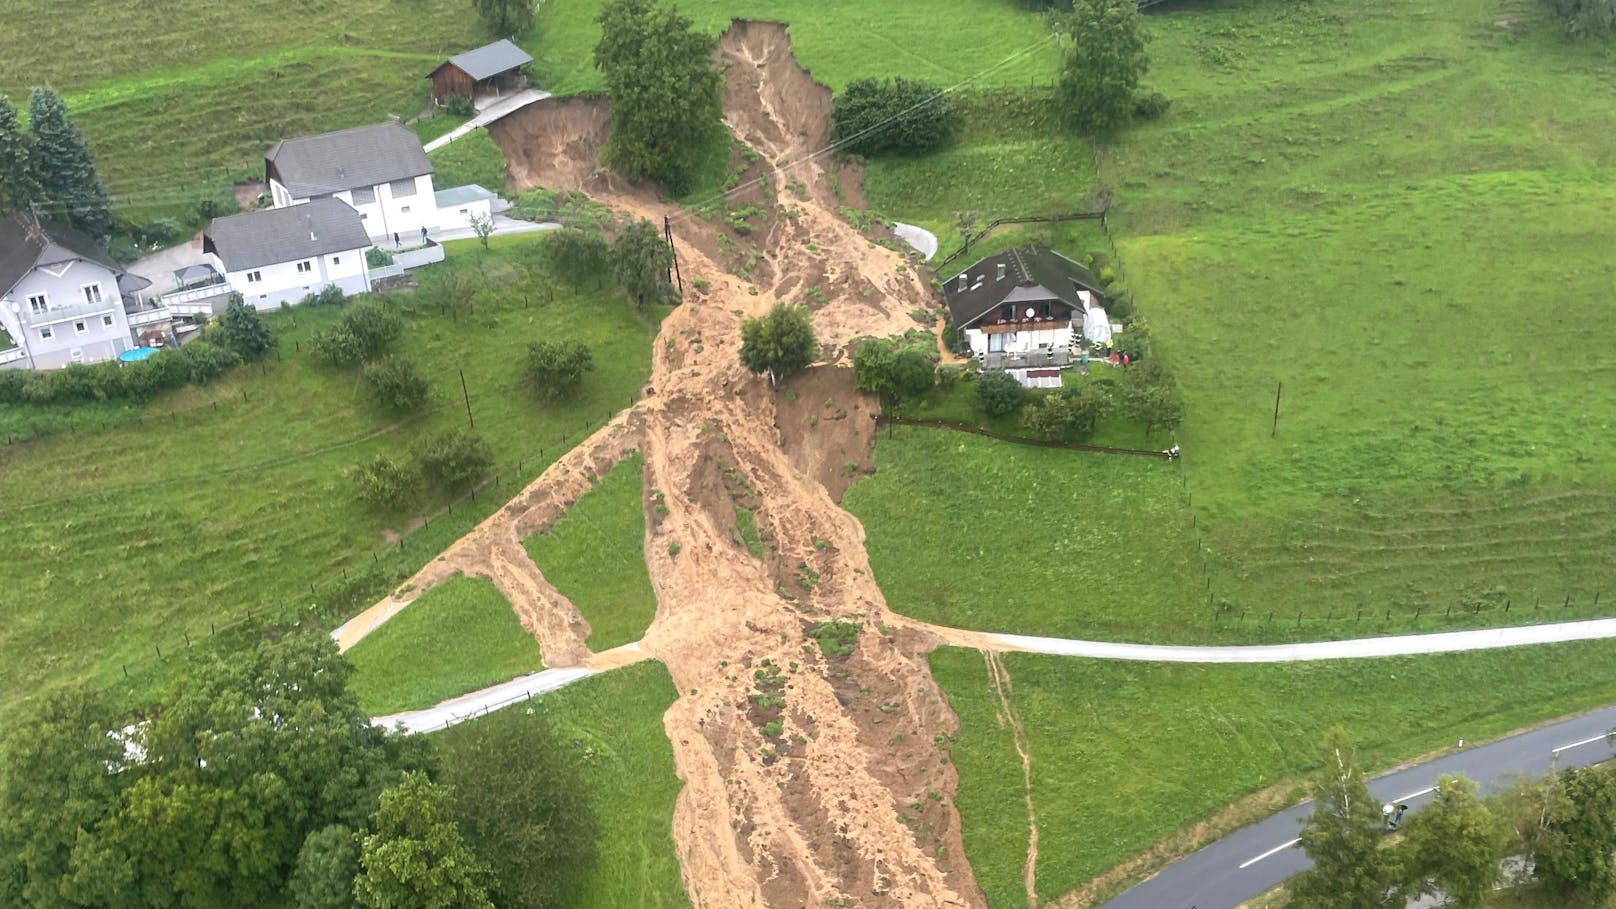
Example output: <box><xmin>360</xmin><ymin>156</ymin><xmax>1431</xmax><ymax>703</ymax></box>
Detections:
<box><xmin>247</xmin><ymin>271</ymin><xmax>262</xmax><ymax>284</ymax></box>
<box><xmin>74</xmin><ymin>321</ymin><xmax>87</xmax><ymax>334</ymax></box>
<box><xmin>1000</xmin><ymin>305</ymin><xmax>1014</xmax><ymax>322</ymax></box>
<box><xmin>332</xmin><ymin>256</ymin><xmax>341</xmax><ymax>266</ymax></box>
<box><xmin>82</xmin><ymin>283</ymin><xmax>104</xmax><ymax>305</ymax></box>
<box><xmin>1040</xmin><ymin>302</ymin><xmax>1051</xmax><ymax>318</ymax></box>
<box><xmin>39</xmin><ymin>326</ymin><xmax>53</xmax><ymax>340</ymax></box>
<box><xmin>27</xmin><ymin>293</ymin><xmax>47</xmax><ymax>315</ymax></box>
<box><xmin>400</xmin><ymin>205</ymin><xmax>411</xmax><ymax>214</ymax></box>
<box><xmin>102</xmin><ymin>315</ymin><xmax>114</xmax><ymax>327</ymax></box>
<box><xmin>297</xmin><ymin>260</ymin><xmax>313</xmax><ymax>274</ymax></box>
<box><xmin>389</xmin><ymin>178</ymin><xmax>417</xmax><ymax>198</ymax></box>
<box><xmin>352</xmin><ymin>186</ymin><xmax>377</xmax><ymax>205</ymax></box>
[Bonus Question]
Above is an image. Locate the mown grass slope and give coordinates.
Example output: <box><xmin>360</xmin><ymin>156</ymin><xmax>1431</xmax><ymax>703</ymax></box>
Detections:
<box><xmin>436</xmin><ymin>662</ymin><xmax>691</xmax><ymax>909</ymax></box>
<box><xmin>932</xmin><ymin>639</ymin><xmax>1616</xmax><ymax>907</ymax></box>
<box><xmin>524</xmin><ymin>454</ymin><xmax>658</xmax><ymax>652</ymax></box>
<box><xmin>0</xmin><ymin>235</ymin><xmax>663</xmax><ymax>723</ymax></box>
<box><xmin>347</xmin><ymin>574</ymin><xmax>543</xmax><ymax>715</ymax></box>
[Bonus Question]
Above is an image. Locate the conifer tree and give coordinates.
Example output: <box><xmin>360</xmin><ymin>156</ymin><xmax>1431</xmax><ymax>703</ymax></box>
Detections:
<box><xmin>0</xmin><ymin>96</ymin><xmax>41</xmax><ymax>215</ymax></box>
<box><xmin>27</xmin><ymin>88</ymin><xmax>113</xmax><ymax>238</ymax></box>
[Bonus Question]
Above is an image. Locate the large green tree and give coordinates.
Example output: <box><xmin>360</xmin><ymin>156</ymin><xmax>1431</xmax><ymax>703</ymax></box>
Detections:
<box><xmin>355</xmin><ymin>772</ymin><xmax>492</xmax><ymax>909</ymax></box>
<box><xmin>1052</xmin><ymin>0</ymin><xmax>1150</xmax><ymax>135</ymax></box>
<box><xmin>740</xmin><ymin>303</ymin><xmax>818</xmax><ymax>385</ymax></box>
<box><xmin>594</xmin><ymin>0</ymin><xmax>724</xmax><ymax>191</ymax></box>
<box><xmin>1530</xmin><ymin>765</ymin><xmax>1616</xmax><ymax>903</ymax></box>
<box><xmin>290</xmin><ymin>824</ymin><xmax>363</xmax><ymax>909</ymax></box>
<box><xmin>1396</xmin><ymin>775</ymin><xmax>1505</xmax><ymax>909</ymax></box>
<box><xmin>1287</xmin><ymin>731</ymin><xmax>1403</xmax><ymax>909</ymax></box>
<box><xmin>214</xmin><ymin>295</ymin><xmax>277</xmax><ymax>361</ymax></box>
<box><xmin>27</xmin><ymin>88</ymin><xmax>113</xmax><ymax>238</ymax></box>
<box><xmin>523</xmin><ymin>339</ymin><xmax>594</xmax><ymax>401</ymax></box>
<box><xmin>472</xmin><ymin>0</ymin><xmax>532</xmax><ymax>36</ymax></box>
<box><xmin>832</xmin><ymin>78</ymin><xmax>956</xmax><ymax>157</ymax></box>
<box><xmin>0</xmin><ymin>95</ymin><xmax>42</xmax><ymax>214</ymax></box>
<box><xmin>851</xmin><ymin>336</ymin><xmax>938</xmax><ymax>406</ymax></box>
<box><xmin>611</xmin><ymin>218</ymin><xmax>674</xmax><ymax>309</ymax></box>
<box><xmin>442</xmin><ymin>714</ymin><xmax>599</xmax><ymax>909</ymax></box>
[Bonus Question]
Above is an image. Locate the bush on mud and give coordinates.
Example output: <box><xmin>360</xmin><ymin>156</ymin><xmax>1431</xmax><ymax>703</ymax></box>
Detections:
<box><xmin>739</xmin><ymin>303</ymin><xmax>817</xmax><ymax>385</ymax></box>
<box><xmin>808</xmin><ymin>620</ymin><xmax>861</xmax><ymax>660</ymax></box>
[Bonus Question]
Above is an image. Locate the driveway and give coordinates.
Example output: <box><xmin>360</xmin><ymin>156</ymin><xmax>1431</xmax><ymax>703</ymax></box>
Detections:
<box><xmin>126</xmin><ymin>235</ymin><xmax>210</xmax><ymax>296</ymax></box>
<box><xmin>423</xmin><ymin>88</ymin><xmax>550</xmax><ymax>153</ymax></box>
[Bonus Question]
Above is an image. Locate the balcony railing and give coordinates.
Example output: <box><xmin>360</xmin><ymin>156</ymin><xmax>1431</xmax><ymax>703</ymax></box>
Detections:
<box><xmin>0</xmin><ymin>346</ymin><xmax>25</xmax><ymax>366</ymax></box>
<box><xmin>25</xmin><ymin>296</ymin><xmax>118</xmax><ymax>327</ymax></box>
<box><xmin>980</xmin><ymin>349</ymin><xmax>1072</xmax><ymax>371</ymax></box>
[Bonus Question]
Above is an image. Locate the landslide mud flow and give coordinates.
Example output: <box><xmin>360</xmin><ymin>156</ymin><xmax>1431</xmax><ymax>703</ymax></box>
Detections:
<box><xmin>476</xmin><ymin>20</ymin><xmax>987</xmax><ymax>907</ymax></box>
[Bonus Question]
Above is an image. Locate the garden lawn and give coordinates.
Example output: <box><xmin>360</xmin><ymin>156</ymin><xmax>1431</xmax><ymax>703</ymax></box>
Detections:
<box><xmin>347</xmin><ymin>575</ymin><xmax>542</xmax><ymax>715</ymax></box>
<box><xmin>436</xmin><ymin>661</ymin><xmax>691</xmax><ymax>909</ymax></box>
<box><xmin>523</xmin><ymin>455</ymin><xmax>657</xmax><ymax>652</ymax></box>
<box><xmin>1098</xmin><ymin>0</ymin><xmax>1616</xmax><ymax>632</ymax></box>
<box><xmin>1</xmin><ymin>1</ymin><xmax>484</xmax><ymax>199</ymax></box>
<box><xmin>428</xmin><ymin>129</ymin><xmax>510</xmax><ymax>195</ymax></box>
<box><xmin>843</xmin><ymin>426</ymin><xmax>1204</xmax><ymax>640</ymax></box>
<box><xmin>0</xmin><ymin>234</ymin><xmax>666</xmax><ymax>725</ymax></box>
<box><xmin>930</xmin><ymin>638</ymin><xmax>1616</xmax><ymax>908</ymax></box>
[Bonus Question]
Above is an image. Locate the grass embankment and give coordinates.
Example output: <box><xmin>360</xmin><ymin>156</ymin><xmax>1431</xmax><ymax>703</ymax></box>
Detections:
<box><xmin>843</xmin><ymin>426</ymin><xmax>1202</xmax><ymax>639</ymax></box>
<box><xmin>437</xmin><ymin>662</ymin><xmax>690</xmax><ymax>909</ymax></box>
<box><xmin>528</xmin><ymin>0</ymin><xmax>1057</xmax><ymax>96</ymax></box>
<box><xmin>931</xmin><ymin>639</ymin><xmax>1616</xmax><ymax>908</ymax></box>
<box><xmin>524</xmin><ymin>455</ymin><xmax>658</xmax><ymax>652</ymax></box>
<box><xmin>0</xmin><ymin>234</ymin><xmax>666</xmax><ymax>724</ymax></box>
<box><xmin>347</xmin><ymin>575</ymin><xmax>544</xmax><ymax>715</ymax></box>
<box><xmin>1</xmin><ymin>1</ymin><xmax>484</xmax><ymax>201</ymax></box>
<box><xmin>1100</xmin><ymin>0</ymin><xmax>1616</xmax><ymax>629</ymax></box>
<box><xmin>428</xmin><ymin>130</ymin><xmax>510</xmax><ymax>194</ymax></box>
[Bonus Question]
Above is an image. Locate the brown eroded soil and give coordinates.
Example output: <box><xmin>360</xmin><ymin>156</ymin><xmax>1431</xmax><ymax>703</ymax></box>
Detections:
<box><xmin>359</xmin><ymin>19</ymin><xmax>988</xmax><ymax>908</ymax></box>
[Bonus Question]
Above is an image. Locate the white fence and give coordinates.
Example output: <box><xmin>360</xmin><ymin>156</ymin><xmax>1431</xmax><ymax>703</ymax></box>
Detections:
<box><xmin>0</xmin><ymin>346</ymin><xmax>26</xmax><ymax>366</ymax></box>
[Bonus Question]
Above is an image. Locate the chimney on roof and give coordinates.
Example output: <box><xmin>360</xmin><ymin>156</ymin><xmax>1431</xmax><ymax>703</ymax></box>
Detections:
<box><xmin>310</xmin><ymin>230</ymin><xmax>317</xmax><ymax>241</ymax></box>
<box><xmin>996</xmin><ymin>262</ymin><xmax>1006</xmax><ymax>282</ymax></box>
<box><xmin>957</xmin><ymin>274</ymin><xmax>966</xmax><ymax>291</ymax></box>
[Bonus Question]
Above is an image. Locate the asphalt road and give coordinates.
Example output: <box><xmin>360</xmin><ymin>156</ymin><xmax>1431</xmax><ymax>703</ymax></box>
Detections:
<box><xmin>1098</xmin><ymin>706</ymin><xmax>1616</xmax><ymax>909</ymax></box>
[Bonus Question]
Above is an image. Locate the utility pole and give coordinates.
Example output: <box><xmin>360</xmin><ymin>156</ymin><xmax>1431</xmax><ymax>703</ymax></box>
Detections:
<box><xmin>1271</xmin><ymin>381</ymin><xmax>1282</xmax><ymax>438</ymax></box>
<box><xmin>459</xmin><ymin>368</ymin><xmax>475</xmax><ymax>428</ymax></box>
<box><xmin>664</xmin><ymin>214</ymin><xmax>683</xmax><ymax>297</ymax></box>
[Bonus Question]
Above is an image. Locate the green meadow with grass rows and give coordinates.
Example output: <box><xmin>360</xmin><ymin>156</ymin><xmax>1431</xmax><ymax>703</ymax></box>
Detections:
<box><xmin>0</xmin><ymin>235</ymin><xmax>664</xmax><ymax>724</ymax></box>
<box><xmin>347</xmin><ymin>574</ymin><xmax>544</xmax><ymax>715</ymax></box>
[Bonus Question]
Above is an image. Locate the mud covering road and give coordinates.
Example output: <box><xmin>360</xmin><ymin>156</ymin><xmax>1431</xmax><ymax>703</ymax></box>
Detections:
<box><xmin>348</xmin><ymin>19</ymin><xmax>988</xmax><ymax>908</ymax></box>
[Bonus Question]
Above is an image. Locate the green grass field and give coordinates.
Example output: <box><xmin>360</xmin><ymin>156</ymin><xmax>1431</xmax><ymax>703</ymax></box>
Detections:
<box><xmin>1100</xmin><ymin>0</ymin><xmax>1616</xmax><ymax>628</ymax></box>
<box><xmin>347</xmin><ymin>574</ymin><xmax>543</xmax><ymax>715</ymax></box>
<box><xmin>0</xmin><ymin>235</ymin><xmax>663</xmax><ymax>724</ymax></box>
<box><xmin>436</xmin><ymin>662</ymin><xmax>691</xmax><ymax>909</ymax></box>
<box><xmin>931</xmin><ymin>639</ymin><xmax>1616</xmax><ymax>907</ymax></box>
<box><xmin>524</xmin><ymin>455</ymin><xmax>658</xmax><ymax>652</ymax></box>
<box><xmin>428</xmin><ymin>129</ymin><xmax>510</xmax><ymax>195</ymax></box>
<box><xmin>0</xmin><ymin>1</ymin><xmax>486</xmax><ymax>204</ymax></box>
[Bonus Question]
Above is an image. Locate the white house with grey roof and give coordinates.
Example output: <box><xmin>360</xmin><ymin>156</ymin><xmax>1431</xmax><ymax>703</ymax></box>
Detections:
<box><xmin>203</xmin><ymin>199</ymin><xmax>373</xmax><ymax>310</ymax></box>
<box><xmin>0</xmin><ymin>214</ymin><xmax>159</xmax><ymax>370</ymax></box>
<box><xmin>266</xmin><ymin>122</ymin><xmax>439</xmax><ymax>243</ymax></box>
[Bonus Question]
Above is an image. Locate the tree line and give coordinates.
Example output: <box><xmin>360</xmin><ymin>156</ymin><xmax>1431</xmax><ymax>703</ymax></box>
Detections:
<box><xmin>0</xmin><ymin>634</ymin><xmax>598</xmax><ymax>909</ymax></box>
<box><xmin>1290</xmin><ymin>728</ymin><xmax>1616</xmax><ymax>909</ymax></box>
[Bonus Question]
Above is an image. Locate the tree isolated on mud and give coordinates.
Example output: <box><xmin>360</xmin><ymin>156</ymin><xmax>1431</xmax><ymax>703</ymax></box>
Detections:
<box><xmin>612</xmin><ymin>218</ymin><xmax>673</xmax><ymax>310</ymax></box>
<box><xmin>473</xmin><ymin>0</ymin><xmax>532</xmax><ymax>36</ymax></box>
<box><xmin>594</xmin><ymin>0</ymin><xmax>724</xmax><ymax>193</ymax></box>
<box><xmin>1287</xmin><ymin>730</ymin><xmax>1403</xmax><ymax>909</ymax></box>
<box><xmin>27</xmin><ymin>88</ymin><xmax>113</xmax><ymax>238</ymax></box>
<box><xmin>740</xmin><ymin>303</ymin><xmax>818</xmax><ymax>386</ymax></box>
<box><xmin>0</xmin><ymin>95</ymin><xmax>42</xmax><ymax>215</ymax></box>
<box><xmin>1051</xmin><ymin>0</ymin><xmax>1150</xmax><ymax>135</ymax></box>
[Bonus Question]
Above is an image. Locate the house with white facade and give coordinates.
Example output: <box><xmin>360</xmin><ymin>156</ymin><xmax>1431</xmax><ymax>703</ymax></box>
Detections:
<box><xmin>203</xmin><ymin>199</ymin><xmax>373</xmax><ymax>310</ymax></box>
<box><xmin>264</xmin><ymin>121</ymin><xmax>494</xmax><ymax>245</ymax></box>
<box><xmin>943</xmin><ymin>247</ymin><xmax>1109</xmax><ymax>387</ymax></box>
<box><xmin>0</xmin><ymin>214</ymin><xmax>162</xmax><ymax>370</ymax></box>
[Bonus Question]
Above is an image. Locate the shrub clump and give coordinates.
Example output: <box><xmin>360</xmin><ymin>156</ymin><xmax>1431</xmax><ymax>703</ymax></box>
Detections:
<box><xmin>308</xmin><ymin>300</ymin><xmax>402</xmax><ymax>368</ymax></box>
<box><xmin>361</xmin><ymin>356</ymin><xmax>431</xmax><ymax>412</ymax></box>
<box><xmin>833</xmin><ymin>78</ymin><xmax>956</xmax><ymax>157</ymax></box>
<box><xmin>412</xmin><ymin>429</ymin><xmax>494</xmax><ymax>491</ymax></box>
<box><xmin>974</xmin><ymin>370</ymin><xmax>1025</xmax><ymax>417</ymax></box>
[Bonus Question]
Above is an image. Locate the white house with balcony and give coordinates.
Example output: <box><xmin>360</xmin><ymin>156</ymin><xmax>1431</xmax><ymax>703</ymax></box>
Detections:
<box><xmin>943</xmin><ymin>246</ymin><xmax>1111</xmax><ymax>387</ymax></box>
<box><xmin>202</xmin><ymin>199</ymin><xmax>374</xmax><ymax>310</ymax></box>
<box><xmin>0</xmin><ymin>213</ymin><xmax>161</xmax><ymax>370</ymax></box>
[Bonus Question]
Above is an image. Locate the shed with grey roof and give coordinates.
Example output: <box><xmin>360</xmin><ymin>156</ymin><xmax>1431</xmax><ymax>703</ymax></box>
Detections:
<box><xmin>204</xmin><ymin>199</ymin><xmax>372</xmax><ymax>272</ymax></box>
<box><xmin>429</xmin><ymin>39</ymin><xmax>534</xmax><ymax>103</ymax></box>
<box><xmin>266</xmin><ymin>122</ymin><xmax>433</xmax><ymax>200</ymax></box>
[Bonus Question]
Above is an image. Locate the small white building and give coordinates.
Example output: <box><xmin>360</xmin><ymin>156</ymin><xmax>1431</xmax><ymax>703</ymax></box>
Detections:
<box><xmin>0</xmin><ymin>214</ymin><xmax>155</xmax><ymax>370</ymax></box>
<box><xmin>203</xmin><ymin>199</ymin><xmax>374</xmax><ymax>310</ymax></box>
<box><xmin>266</xmin><ymin>122</ymin><xmax>439</xmax><ymax>244</ymax></box>
<box><xmin>943</xmin><ymin>247</ymin><xmax>1108</xmax><ymax>386</ymax></box>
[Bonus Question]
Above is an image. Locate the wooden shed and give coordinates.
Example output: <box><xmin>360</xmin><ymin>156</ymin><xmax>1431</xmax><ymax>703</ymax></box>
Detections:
<box><xmin>428</xmin><ymin>39</ymin><xmax>534</xmax><ymax>104</ymax></box>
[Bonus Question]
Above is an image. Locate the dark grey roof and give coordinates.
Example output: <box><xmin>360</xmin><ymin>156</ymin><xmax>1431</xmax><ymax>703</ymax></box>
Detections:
<box><xmin>204</xmin><ymin>199</ymin><xmax>371</xmax><ymax>272</ymax></box>
<box><xmin>266</xmin><ymin>122</ymin><xmax>432</xmax><ymax>198</ymax></box>
<box><xmin>432</xmin><ymin>39</ymin><xmax>534</xmax><ymax>82</ymax></box>
<box><xmin>0</xmin><ymin>213</ymin><xmax>119</xmax><ymax>298</ymax></box>
<box><xmin>942</xmin><ymin>247</ymin><xmax>1106</xmax><ymax>329</ymax></box>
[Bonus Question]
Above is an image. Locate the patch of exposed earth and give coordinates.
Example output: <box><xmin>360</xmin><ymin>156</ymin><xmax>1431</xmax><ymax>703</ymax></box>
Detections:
<box><xmin>362</xmin><ymin>19</ymin><xmax>983</xmax><ymax>908</ymax></box>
